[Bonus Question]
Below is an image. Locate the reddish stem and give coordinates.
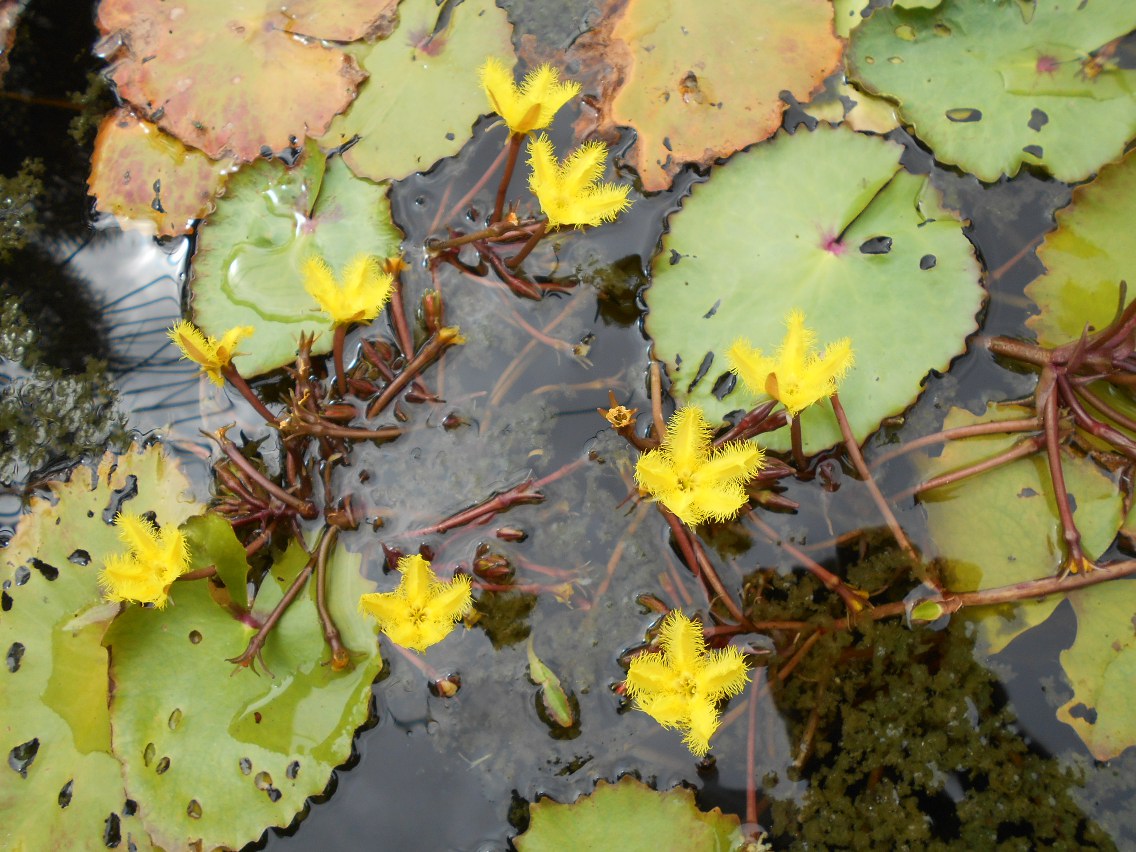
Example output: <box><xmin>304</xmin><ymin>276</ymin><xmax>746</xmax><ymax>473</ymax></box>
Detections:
<box><xmin>222</xmin><ymin>365</ymin><xmax>279</xmax><ymax>425</ymax></box>
<box><xmin>492</xmin><ymin>132</ymin><xmax>525</xmax><ymax>224</ymax></box>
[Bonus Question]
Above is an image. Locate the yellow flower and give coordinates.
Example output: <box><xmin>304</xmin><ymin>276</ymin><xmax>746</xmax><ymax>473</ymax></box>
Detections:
<box><xmin>168</xmin><ymin>320</ymin><xmax>253</xmax><ymax>386</ymax></box>
<box><xmin>98</xmin><ymin>513</ymin><xmax>190</xmax><ymax>608</ymax></box>
<box><xmin>302</xmin><ymin>254</ymin><xmax>394</xmax><ymax>327</ymax></box>
<box><xmin>527</xmin><ymin>133</ymin><xmax>632</xmax><ymax>229</ymax></box>
<box><xmin>625</xmin><ymin>610</ymin><xmax>750</xmax><ymax>757</ymax></box>
<box><xmin>479</xmin><ymin>57</ymin><xmax>580</xmax><ymax>135</ymax></box>
<box><xmin>359</xmin><ymin>554</ymin><xmax>473</xmax><ymax>653</ymax></box>
<box><xmin>634</xmin><ymin>406</ymin><xmax>764</xmax><ymax>526</ymax></box>
<box><xmin>727</xmin><ymin>310</ymin><xmax>854</xmax><ymax>416</ymax></box>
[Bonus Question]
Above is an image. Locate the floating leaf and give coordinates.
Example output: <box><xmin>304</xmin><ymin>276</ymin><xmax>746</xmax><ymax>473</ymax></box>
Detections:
<box><xmin>1027</xmin><ymin>146</ymin><xmax>1136</xmax><ymax>347</ymax></box>
<box><xmin>95</xmin><ymin>0</ymin><xmax>366</xmax><ymax>161</ymax></box>
<box><xmin>279</xmin><ymin>0</ymin><xmax>400</xmax><ymax>42</ymax></box>
<box><xmin>87</xmin><ymin>108</ymin><xmax>231</xmax><ymax>236</ymax></box>
<box><xmin>597</xmin><ymin>0</ymin><xmax>842</xmax><ymax>192</ymax></box>
<box><xmin>526</xmin><ymin>637</ymin><xmax>575</xmax><ymax>729</ymax></box>
<box><xmin>321</xmin><ymin>0</ymin><xmax>515</xmax><ymax>183</ymax></box>
<box><xmin>848</xmin><ymin>0</ymin><xmax>1136</xmax><ymax>182</ymax></box>
<box><xmin>182</xmin><ymin>513</ymin><xmax>251</xmax><ymax>611</ymax></box>
<box><xmin>919</xmin><ymin>405</ymin><xmax>1123</xmax><ymax>653</ymax></box>
<box><xmin>105</xmin><ymin>538</ymin><xmax>382</xmax><ymax>851</ymax></box>
<box><xmin>0</xmin><ymin>445</ymin><xmax>198</xmax><ymax>851</ymax></box>
<box><xmin>1057</xmin><ymin>582</ymin><xmax>1136</xmax><ymax>761</ymax></box>
<box><xmin>645</xmin><ymin>124</ymin><xmax>982</xmax><ymax>454</ymax></box>
<box><xmin>514</xmin><ymin>776</ymin><xmax>744</xmax><ymax>852</ymax></box>
<box><xmin>190</xmin><ymin>143</ymin><xmax>402</xmax><ymax>377</ymax></box>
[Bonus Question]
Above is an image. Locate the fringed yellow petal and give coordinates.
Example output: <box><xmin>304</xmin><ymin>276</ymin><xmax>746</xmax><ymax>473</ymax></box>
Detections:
<box><xmin>559</xmin><ymin>141</ymin><xmax>607</xmax><ymax>193</ymax></box>
<box><xmin>657</xmin><ymin>610</ymin><xmax>705</xmax><ymax>672</ymax></box>
<box><xmin>682</xmin><ymin>697</ymin><xmax>720</xmax><ymax>757</ymax></box>
<box><xmin>303</xmin><ymin>254</ymin><xmax>393</xmax><ymax>326</ymax></box>
<box><xmin>527</xmin><ymin>135</ymin><xmax>631</xmax><ymax>228</ymax></box>
<box><xmin>424</xmin><ymin>574</ymin><xmax>473</xmax><ymax>624</ymax></box>
<box><xmin>688</xmin><ymin>482</ymin><xmax>748</xmax><ymax>524</ymax></box>
<box><xmin>479</xmin><ymin>58</ymin><xmax>579</xmax><ymax>134</ymax></box>
<box><xmin>624</xmin><ymin>655</ymin><xmax>674</xmax><ymax>698</ymax></box>
<box><xmin>399</xmin><ymin>554</ymin><xmax>433</xmax><ymax>602</ymax></box>
<box><xmin>167</xmin><ymin>319</ymin><xmax>240</xmax><ymax>386</ymax></box>
<box><xmin>667</xmin><ymin>407</ymin><xmax>712</xmax><ymax>474</ymax></box>
<box><xmin>359</xmin><ymin>591</ymin><xmax>404</xmax><ymax>624</ymax></box>
<box><xmin>726</xmin><ymin>338</ymin><xmax>775</xmax><ymax>399</ymax></box>
<box><xmin>100</xmin><ymin>513</ymin><xmax>188</xmax><ymax>608</ymax></box>
<box><xmin>695</xmin><ymin>647</ymin><xmax>750</xmax><ymax>699</ymax></box>
<box><xmin>634</xmin><ymin>450</ymin><xmax>681</xmax><ymax>496</ymax></box>
<box><xmin>691</xmin><ymin>441</ymin><xmax>764</xmax><ymax>486</ymax></box>
<box><xmin>733</xmin><ymin>310</ymin><xmax>855</xmax><ymax>415</ymax></box>
<box><xmin>638</xmin><ymin>692</ymin><xmax>689</xmax><ymax>730</ymax></box>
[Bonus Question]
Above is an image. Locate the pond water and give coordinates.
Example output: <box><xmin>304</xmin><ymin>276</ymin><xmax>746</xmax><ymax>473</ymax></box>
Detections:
<box><xmin>4</xmin><ymin>1</ymin><xmax>1136</xmax><ymax>850</ymax></box>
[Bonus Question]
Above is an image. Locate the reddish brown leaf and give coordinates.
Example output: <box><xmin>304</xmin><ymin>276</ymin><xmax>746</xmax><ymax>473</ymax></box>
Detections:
<box><xmin>96</xmin><ymin>0</ymin><xmax>366</xmax><ymax>161</ymax></box>
<box><xmin>278</xmin><ymin>0</ymin><xmax>400</xmax><ymax>42</ymax></box>
<box><xmin>88</xmin><ymin>108</ymin><xmax>230</xmax><ymax>236</ymax></box>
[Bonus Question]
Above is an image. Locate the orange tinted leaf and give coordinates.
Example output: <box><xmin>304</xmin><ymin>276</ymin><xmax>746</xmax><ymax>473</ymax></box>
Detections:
<box><xmin>279</xmin><ymin>0</ymin><xmax>400</xmax><ymax>42</ymax></box>
<box><xmin>96</xmin><ymin>0</ymin><xmax>366</xmax><ymax>161</ymax></box>
<box><xmin>88</xmin><ymin>108</ymin><xmax>230</xmax><ymax>236</ymax></box>
<box><xmin>598</xmin><ymin>0</ymin><xmax>842</xmax><ymax>191</ymax></box>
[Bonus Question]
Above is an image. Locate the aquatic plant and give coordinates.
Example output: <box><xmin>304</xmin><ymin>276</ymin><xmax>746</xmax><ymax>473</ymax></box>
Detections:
<box><xmin>359</xmin><ymin>554</ymin><xmax>474</xmax><ymax>653</ymax></box>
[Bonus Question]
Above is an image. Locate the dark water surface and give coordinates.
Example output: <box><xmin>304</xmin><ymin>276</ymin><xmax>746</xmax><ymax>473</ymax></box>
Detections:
<box><xmin>3</xmin><ymin>1</ymin><xmax>1135</xmax><ymax>849</ymax></box>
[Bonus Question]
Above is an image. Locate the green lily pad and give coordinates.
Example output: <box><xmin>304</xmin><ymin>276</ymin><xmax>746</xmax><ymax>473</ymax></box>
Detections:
<box><xmin>182</xmin><ymin>513</ymin><xmax>251</xmax><ymax>611</ymax></box>
<box><xmin>514</xmin><ymin>777</ymin><xmax>744</xmax><ymax>852</ymax></box>
<box><xmin>96</xmin><ymin>0</ymin><xmax>366</xmax><ymax>161</ymax></box>
<box><xmin>1058</xmin><ymin>581</ymin><xmax>1136</xmax><ymax>761</ymax></box>
<box><xmin>1027</xmin><ymin>146</ymin><xmax>1136</xmax><ymax>347</ymax></box>
<box><xmin>600</xmin><ymin>0</ymin><xmax>842</xmax><ymax>192</ymax></box>
<box><xmin>321</xmin><ymin>0</ymin><xmax>515</xmax><ymax>183</ymax></box>
<box><xmin>0</xmin><ymin>445</ymin><xmax>198</xmax><ymax>851</ymax></box>
<box><xmin>847</xmin><ymin>0</ymin><xmax>1136</xmax><ymax>182</ymax></box>
<box><xmin>919</xmin><ymin>405</ymin><xmax>1123</xmax><ymax>653</ymax></box>
<box><xmin>87</xmin><ymin>108</ymin><xmax>231</xmax><ymax>237</ymax></box>
<box><xmin>190</xmin><ymin>143</ymin><xmax>402</xmax><ymax>377</ymax></box>
<box><xmin>279</xmin><ymin>0</ymin><xmax>400</xmax><ymax>42</ymax></box>
<box><xmin>105</xmin><ymin>537</ymin><xmax>382</xmax><ymax>851</ymax></box>
<box><xmin>645</xmin><ymin>124</ymin><xmax>982</xmax><ymax>454</ymax></box>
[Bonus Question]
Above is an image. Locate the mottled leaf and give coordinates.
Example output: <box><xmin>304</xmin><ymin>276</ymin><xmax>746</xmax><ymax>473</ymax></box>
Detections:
<box><xmin>190</xmin><ymin>143</ymin><xmax>402</xmax><ymax>377</ymax></box>
<box><xmin>645</xmin><ymin>124</ymin><xmax>982</xmax><ymax>454</ymax></box>
<box><xmin>322</xmin><ymin>0</ymin><xmax>515</xmax><ymax>183</ymax></box>
<box><xmin>88</xmin><ymin>108</ymin><xmax>231</xmax><ymax>236</ymax></box>
<box><xmin>0</xmin><ymin>445</ymin><xmax>198</xmax><ymax>851</ymax></box>
<box><xmin>919</xmin><ymin>405</ymin><xmax>1123</xmax><ymax>653</ymax></box>
<box><xmin>515</xmin><ymin>776</ymin><xmax>744</xmax><ymax>852</ymax></box>
<box><xmin>96</xmin><ymin>0</ymin><xmax>366</xmax><ymax>160</ymax></box>
<box><xmin>1027</xmin><ymin>146</ymin><xmax>1136</xmax><ymax>347</ymax></box>
<box><xmin>105</xmin><ymin>538</ymin><xmax>382</xmax><ymax>851</ymax></box>
<box><xmin>848</xmin><ymin>0</ymin><xmax>1136</xmax><ymax>182</ymax></box>
<box><xmin>1058</xmin><ymin>582</ymin><xmax>1136</xmax><ymax>761</ymax></box>
<box><xmin>598</xmin><ymin>0</ymin><xmax>842</xmax><ymax>191</ymax></box>
<box><xmin>279</xmin><ymin>0</ymin><xmax>400</xmax><ymax>42</ymax></box>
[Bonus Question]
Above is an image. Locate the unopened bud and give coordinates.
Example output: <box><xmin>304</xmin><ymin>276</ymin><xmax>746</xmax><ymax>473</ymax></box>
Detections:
<box><xmin>421</xmin><ymin>289</ymin><xmax>444</xmax><ymax>334</ymax></box>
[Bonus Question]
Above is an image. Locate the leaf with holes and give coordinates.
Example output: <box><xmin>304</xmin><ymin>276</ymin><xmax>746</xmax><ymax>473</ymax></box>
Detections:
<box><xmin>514</xmin><ymin>776</ymin><xmax>744</xmax><ymax>852</ymax></box>
<box><xmin>321</xmin><ymin>0</ymin><xmax>515</xmax><ymax>183</ymax></box>
<box><xmin>1027</xmin><ymin>146</ymin><xmax>1136</xmax><ymax>347</ymax></box>
<box><xmin>596</xmin><ymin>0</ymin><xmax>842</xmax><ymax>192</ymax></box>
<box><xmin>645</xmin><ymin>124</ymin><xmax>982</xmax><ymax>454</ymax></box>
<box><xmin>105</xmin><ymin>537</ymin><xmax>382</xmax><ymax>851</ymax></box>
<box><xmin>918</xmin><ymin>405</ymin><xmax>1123</xmax><ymax>654</ymax></box>
<box><xmin>87</xmin><ymin>108</ymin><xmax>232</xmax><ymax>237</ymax></box>
<box><xmin>189</xmin><ymin>143</ymin><xmax>402</xmax><ymax>378</ymax></box>
<box><xmin>95</xmin><ymin>0</ymin><xmax>366</xmax><ymax>161</ymax></box>
<box><xmin>0</xmin><ymin>445</ymin><xmax>198</xmax><ymax>851</ymax></box>
<box><xmin>1057</xmin><ymin>581</ymin><xmax>1136</xmax><ymax>761</ymax></box>
<box><xmin>848</xmin><ymin>0</ymin><xmax>1136</xmax><ymax>182</ymax></box>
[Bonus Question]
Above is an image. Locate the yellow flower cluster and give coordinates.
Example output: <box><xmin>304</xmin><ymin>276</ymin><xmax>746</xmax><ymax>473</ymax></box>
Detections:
<box><xmin>302</xmin><ymin>254</ymin><xmax>394</xmax><ymax>327</ymax></box>
<box><xmin>728</xmin><ymin>310</ymin><xmax>853</xmax><ymax>416</ymax></box>
<box><xmin>359</xmin><ymin>555</ymin><xmax>473</xmax><ymax>653</ymax></box>
<box><xmin>478</xmin><ymin>57</ymin><xmax>580</xmax><ymax>136</ymax></box>
<box><xmin>99</xmin><ymin>513</ymin><xmax>190</xmax><ymax>608</ymax></box>
<box><xmin>634</xmin><ymin>407</ymin><xmax>764</xmax><ymax>526</ymax></box>
<box><xmin>626</xmin><ymin>610</ymin><xmax>750</xmax><ymax>756</ymax></box>
<box><xmin>168</xmin><ymin>320</ymin><xmax>253</xmax><ymax>386</ymax></box>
